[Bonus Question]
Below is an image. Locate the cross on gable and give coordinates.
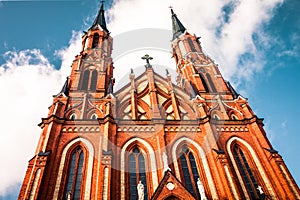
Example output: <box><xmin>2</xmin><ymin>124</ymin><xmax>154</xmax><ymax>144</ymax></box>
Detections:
<box><xmin>141</xmin><ymin>54</ymin><xmax>153</xmax><ymax>65</ymax></box>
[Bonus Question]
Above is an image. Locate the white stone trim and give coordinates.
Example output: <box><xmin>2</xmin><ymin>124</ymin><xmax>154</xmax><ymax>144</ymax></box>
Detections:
<box><xmin>53</xmin><ymin>138</ymin><xmax>94</xmax><ymax>200</ymax></box>
<box><xmin>171</xmin><ymin>137</ymin><xmax>218</xmax><ymax>199</ymax></box>
<box><xmin>120</xmin><ymin>137</ymin><xmax>158</xmax><ymax>200</ymax></box>
<box><xmin>226</xmin><ymin>137</ymin><xmax>276</xmax><ymax>199</ymax></box>
<box><xmin>102</xmin><ymin>167</ymin><xmax>109</xmax><ymax>200</ymax></box>
<box><xmin>224</xmin><ymin>165</ymin><xmax>239</xmax><ymax>200</ymax></box>
<box><xmin>29</xmin><ymin>168</ymin><xmax>41</xmax><ymax>200</ymax></box>
<box><xmin>279</xmin><ymin>164</ymin><xmax>300</xmax><ymax>199</ymax></box>
<box><xmin>42</xmin><ymin>122</ymin><xmax>53</xmax><ymax>152</ymax></box>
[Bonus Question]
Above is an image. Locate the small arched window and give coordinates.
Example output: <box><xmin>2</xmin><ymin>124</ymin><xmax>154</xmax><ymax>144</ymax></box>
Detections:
<box><xmin>81</xmin><ymin>70</ymin><xmax>90</xmax><ymax>90</ymax></box>
<box><xmin>90</xmin><ymin>113</ymin><xmax>98</xmax><ymax>120</ymax></box>
<box><xmin>187</xmin><ymin>38</ymin><xmax>196</xmax><ymax>52</ymax></box>
<box><xmin>92</xmin><ymin>33</ymin><xmax>99</xmax><ymax>48</ymax></box>
<box><xmin>178</xmin><ymin>145</ymin><xmax>201</xmax><ymax>199</ymax></box>
<box><xmin>128</xmin><ymin>148</ymin><xmax>148</xmax><ymax>200</ymax></box>
<box><xmin>64</xmin><ymin>147</ymin><xmax>85</xmax><ymax>200</ymax></box>
<box><xmin>231</xmin><ymin>114</ymin><xmax>238</xmax><ymax>120</ymax></box>
<box><xmin>233</xmin><ymin>145</ymin><xmax>260</xmax><ymax>199</ymax></box>
<box><xmin>90</xmin><ymin>70</ymin><xmax>98</xmax><ymax>90</ymax></box>
<box><xmin>213</xmin><ymin>114</ymin><xmax>220</xmax><ymax>120</ymax></box>
<box><xmin>70</xmin><ymin>113</ymin><xmax>77</xmax><ymax>120</ymax></box>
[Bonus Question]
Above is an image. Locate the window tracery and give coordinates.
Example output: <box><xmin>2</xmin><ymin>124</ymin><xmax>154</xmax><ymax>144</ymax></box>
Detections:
<box><xmin>128</xmin><ymin>147</ymin><xmax>148</xmax><ymax>200</ymax></box>
<box><xmin>64</xmin><ymin>147</ymin><xmax>85</xmax><ymax>200</ymax></box>
<box><xmin>178</xmin><ymin>145</ymin><xmax>201</xmax><ymax>199</ymax></box>
<box><xmin>233</xmin><ymin>145</ymin><xmax>260</xmax><ymax>199</ymax></box>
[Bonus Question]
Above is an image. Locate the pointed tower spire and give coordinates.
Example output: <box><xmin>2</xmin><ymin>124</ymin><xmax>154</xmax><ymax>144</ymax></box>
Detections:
<box><xmin>56</xmin><ymin>77</ymin><xmax>69</xmax><ymax>97</ymax></box>
<box><xmin>170</xmin><ymin>8</ymin><xmax>186</xmax><ymax>40</ymax></box>
<box><xmin>89</xmin><ymin>1</ymin><xmax>109</xmax><ymax>33</ymax></box>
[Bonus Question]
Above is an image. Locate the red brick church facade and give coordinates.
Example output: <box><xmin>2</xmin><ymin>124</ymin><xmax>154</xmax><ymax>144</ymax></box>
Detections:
<box><xmin>18</xmin><ymin>3</ymin><xmax>300</xmax><ymax>200</ymax></box>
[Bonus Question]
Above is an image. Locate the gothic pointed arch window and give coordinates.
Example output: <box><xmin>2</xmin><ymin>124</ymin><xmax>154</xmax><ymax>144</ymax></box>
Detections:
<box><xmin>64</xmin><ymin>147</ymin><xmax>85</xmax><ymax>200</ymax></box>
<box><xmin>92</xmin><ymin>33</ymin><xmax>99</xmax><ymax>48</ymax></box>
<box><xmin>232</xmin><ymin>144</ymin><xmax>260</xmax><ymax>199</ymax></box>
<box><xmin>128</xmin><ymin>147</ymin><xmax>148</xmax><ymax>200</ymax></box>
<box><xmin>90</xmin><ymin>70</ymin><xmax>98</xmax><ymax>90</ymax></box>
<box><xmin>178</xmin><ymin>145</ymin><xmax>202</xmax><ymax>199</ymax></box>
<box><xmin>80</xmin><ymin>69</ymin><xmax>98</xmax><ymax>91</ymax></box>
<box><xmin>81</xmin><ymin>70</ymin><xmax>90</xmax><ymax>90</ymax></box>
<box><xmin>199</xmin><ymin>73</ymin><xmax>209</xmax><ymax>92</ymax></box>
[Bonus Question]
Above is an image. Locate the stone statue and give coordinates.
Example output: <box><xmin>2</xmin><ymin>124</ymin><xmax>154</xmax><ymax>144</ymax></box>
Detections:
<box><xmin>66</xmin><ymin>191</ymin><xmax>71</xmax><ymax>200</ymax></box>
<box><xmin>162</xmin><ymin>152</ymin><xmax>171</xmax><ymax>172</ymax></box>
<box><xmin>197</xmin><ymin>178</ymin><xmax>207</xmax><ymax>200</ymax></box>
<box><xmin>257</xmin><ymin>185</ymin><xmax>266</xmax><ymax>199</ymax></box>
<box><xmin>137</xmin><ymin>180</ymin><xmax>144</xmax><ymax>200</ymax></box>
<box><xmin>257</xmin><ymin>185</ymin><xmax>264</xmax><ymax>194</ymax></box>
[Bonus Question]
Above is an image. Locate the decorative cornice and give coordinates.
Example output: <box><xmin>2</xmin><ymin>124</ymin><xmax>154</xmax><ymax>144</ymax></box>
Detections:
<box><xmin>38</xmin><ymin>115</ymin><xmax>65</xmax><ymax>128</ymax></box>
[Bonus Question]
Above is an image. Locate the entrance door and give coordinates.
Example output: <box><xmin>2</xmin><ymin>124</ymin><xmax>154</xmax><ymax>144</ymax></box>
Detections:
<box><xmin>164</xmin><ymin>195</ymin><xmax>180</xmax><ymax>200</ymax></box>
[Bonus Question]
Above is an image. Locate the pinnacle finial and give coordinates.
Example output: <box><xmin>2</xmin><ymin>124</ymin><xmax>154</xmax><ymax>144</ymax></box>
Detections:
<box><xmin>169</xmin><ymin>6</ymin><xmax>174</xmax><ymax>15</ymax></box>
<box><xmin>171</xmin><ymin>8</ymin><xmax>186</xmax><ymax>40</ymax></box>
<box><xmin>89</xmin><ymin>1</ymin><xmax>109</xmax><ymax>33</ymax></box>
<box><xmin>166</xmin><ymin>69</ymin><xmax>170</xmax><ymax>76</ymax></box>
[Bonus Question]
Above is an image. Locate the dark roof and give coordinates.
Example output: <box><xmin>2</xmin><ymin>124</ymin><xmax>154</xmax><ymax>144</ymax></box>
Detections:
<box><xmin>89</xmin><ymin>3</ymin><xmax>109</xmax><ymax>33</ymax></box>
<box><xmin>56</xmin><ymin>77</ymin><xmax>69</xmax><ymax>97</ymax></box>
<box><xmin>171</xmin><ymin>8</ymin><xmax>186</xmax><ymax>40</ymax></box>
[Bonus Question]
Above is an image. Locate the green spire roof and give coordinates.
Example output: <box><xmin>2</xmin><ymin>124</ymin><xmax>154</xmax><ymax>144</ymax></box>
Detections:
<box><xmin>171</xmin><ymin>8</ymin><xmax>186</xmax><ymax>40</ymax></box>
<box><xmin>89</xmin><ymin>3</ymin><xmax>109</xmax><ymax>33</ymax></box>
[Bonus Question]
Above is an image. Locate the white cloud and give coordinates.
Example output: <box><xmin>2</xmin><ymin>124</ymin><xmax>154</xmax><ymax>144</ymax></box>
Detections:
<box><xmin>0</xmin><ymin>30</ymin><xmax>82</xmax><ymax>195</ymax></box>
<box><xmin>0</xmin><ymin>49</ymin><xmax>60</xmax><ymax>195</ymax></box>
<box><xmin>107</xmin><ymin>0</ymin><xmax>283</xmax><ymax>86</ymax></box>
<box><xmin>54</xmin><ymin>31</ymin><xmax>82</xmax><ymax>76</ymax></box>
<box><xmin>0</xmin><ymin>0</ymin><xmax>284</xmax><ymax>196</ymax></box>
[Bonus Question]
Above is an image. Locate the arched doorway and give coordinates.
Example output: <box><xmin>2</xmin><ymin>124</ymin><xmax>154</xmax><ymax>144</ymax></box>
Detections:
<box><xmin>164</xmin><ymin>195</ymin><xmax>180</xmax><ymax>200</ymax></box>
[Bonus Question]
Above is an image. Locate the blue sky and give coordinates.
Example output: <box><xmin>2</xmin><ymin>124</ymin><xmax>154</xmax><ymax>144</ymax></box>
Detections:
<box><xmin>0</xmin><ymin>0</ymin><xmax>299</xmax><ymax>199</ymax></box>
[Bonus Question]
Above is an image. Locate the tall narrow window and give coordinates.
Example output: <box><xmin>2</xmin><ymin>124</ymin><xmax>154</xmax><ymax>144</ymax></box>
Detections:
<box><xmin>103</xmin><ymin>39</ymin><xmax>108</xmax><ymax>52</ymax></box>
<box><xmin>233</xmin><ymin>145</ymin><xmax>259</xmax><ymax>199</ymax></box>
<box><xmin>199</xmin><ymin>73</ymin><xmax>209</xmax><ymax>92</ymax></box>
<box><xmin>206</xmin><ymin>73</ymin><xmax>217</xmax><ymax>92</ymax></box>
<box><xmin>92</xmin><ymin>33</ymin><xmax>99</xmax><ymax>48</ymax></box>
<box><xmin>188</xmin><ymin>38</ymin><xmax>196</xmax><ymax>52</ymax></box>
<box><xmin>64</xmin><ymin>147</ymin><xmax>85</xmax><ymax>200</ymax></box>
<box><xmin>178</xmin><ymin>41</ymin><xmax>187</xmax><ymax>56</ymax></box>
<box><xmin>81</xmin><ymin>70</ymin><xmax>90</xmax><ymax>90</ymax></box>
<box><xmin>179</xmin><ymin>145</ymin><xmax>201</xmax><ymax>199</ymax></box>
<box><xmin>128</xmin><ymin>148</ymin><xmax>148</xmax><ymax>200</ymax></box>
<box><xmin>90</xmin><ymin>70</ymin><xmax>98</xmax><ymax>90</ymax></box>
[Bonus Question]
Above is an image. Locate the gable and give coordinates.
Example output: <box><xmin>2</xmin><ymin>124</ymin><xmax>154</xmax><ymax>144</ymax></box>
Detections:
<box><xmin>150</xmin><ymin>170</ymin><xmax>196</xmax><ymax>200</ymax></box>
<box><xmin>115</xmin><ymin>70</ymin><xmax>197</xmax><ymax>120</ymax></box>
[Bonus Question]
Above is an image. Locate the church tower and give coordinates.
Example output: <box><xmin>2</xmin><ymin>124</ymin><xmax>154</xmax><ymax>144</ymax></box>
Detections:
<box><xmin>19</xmin><ymin>4</ymin><xmax>300</xmax><ymax>200</ymax></box>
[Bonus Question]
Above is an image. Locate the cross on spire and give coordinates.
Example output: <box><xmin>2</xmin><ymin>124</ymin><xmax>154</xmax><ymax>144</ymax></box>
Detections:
<box><xmin>169</xmin><ymin>6</ymin><xmax>174</xmax><ymax>15</ymax></box>
<box><xmin>141</xmin><ymin>54</ymin><xmax>153</xmax><ymax>66</ymax></box>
